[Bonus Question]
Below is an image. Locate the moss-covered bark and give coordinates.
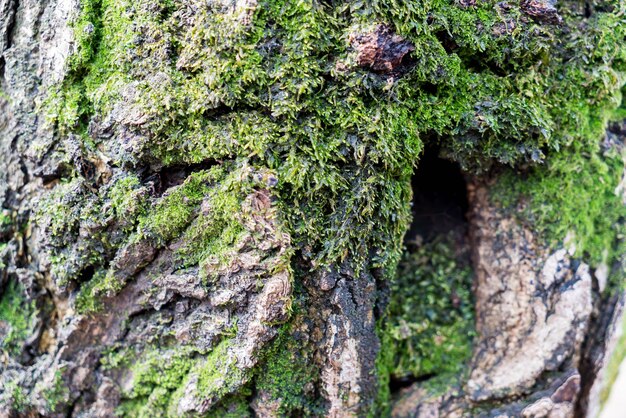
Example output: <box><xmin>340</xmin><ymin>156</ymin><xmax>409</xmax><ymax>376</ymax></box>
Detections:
<box><xmin>1</xmin><ymin>0</ymin><xmax>626</xmax><ymax>416</ymax></box>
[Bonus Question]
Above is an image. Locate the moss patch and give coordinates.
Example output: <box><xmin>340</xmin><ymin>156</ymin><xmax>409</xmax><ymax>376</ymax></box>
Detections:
<box><xmin>253</xmin><ymin>327</ymin><xmax>322</xmax><ymax>416</ymax></box>
<box><xmin>492</xmin><ymin>130</ymin><xmax>626</xmax><ymax>269</ymax></box>
<box><xmin>118</xmin><ymin>346</ymin><xmax>196</xmax><ymax>417</ymax></box>
<box><xmin>118</xmin><ymin>339</ymin><xmax>253</xmax><ymax>417</ymax></box>
<box><xmin>0</xmin><ymin>281</ymin><xmax>36</xmax><ymax>356</ymax></box>
<box><xmin>375</xmin><ymin>234</ymin><xmax>474</xmax><ymax>414</ymax></box>
<box><xmin>600</xmin><ymin>309</ymin><xmax>626</xmax><ymax>410</ymax></box>
<box><xmin>387</xmin><ymin>235</ymin><xmax>474</xmax><ymax>378</ymax></box>
<box><xmin>46</xmin><ymin>0</ymin><xmax>626</xmax><ymax>277</ymax></box>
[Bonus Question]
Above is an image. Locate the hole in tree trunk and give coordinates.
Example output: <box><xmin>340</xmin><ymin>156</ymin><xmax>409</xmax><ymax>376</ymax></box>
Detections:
<box><xmin>386</xmin><ymin>148</ymin><xmax>474</xmax><ymax>394</ymax></box>
<box><xmin>405</xmin><ymin>147</ymin><xmax>469</xmax><ymax>245</ymax></box>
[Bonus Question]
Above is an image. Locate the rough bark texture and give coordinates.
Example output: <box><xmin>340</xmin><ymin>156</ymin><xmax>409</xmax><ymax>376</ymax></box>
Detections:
<box><xmin>1</xmin><ymin>0</ymin><xmax>626</xmax><ymax>417</ymax></box>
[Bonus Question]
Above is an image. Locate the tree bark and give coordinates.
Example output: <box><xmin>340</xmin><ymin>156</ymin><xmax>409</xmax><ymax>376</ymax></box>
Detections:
<box><xmin>1</xmin><ymin>0</ymin><xmax>625</xmax><ymax>417</ymax></box>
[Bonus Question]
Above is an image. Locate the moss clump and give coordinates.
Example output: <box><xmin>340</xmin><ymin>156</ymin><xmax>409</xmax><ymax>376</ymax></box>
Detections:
<box><xmin>39</xmin><ymin>371</ymin><xmax>69</xmax><ymax>414</ymax></box>
<box><xmin>195</xmin><ymin>340</ymin><xmax>245</xmax><ymax>401</ymax></box>
<box><xmin>203</xmin><ymin>396</ymin><xmax>252</xmax><ymax>418</ymax></box>
<box><xmin>118</xmin><ymin>346</ymin><xmax>196</xmax><ymax>417</ymax></box>
<box><xmin>0</xmin><ymin>281</ymin><xmax>36</xmax><ymax>356</ymax></box>
<box><xmin>375</xmin><ymin>234</ymin><xmax>474</xmax><ymax>414</ymax></box>
<box><xmin>136</xmin><ymin>164</ymin><xmax>254</xmax><ymax>271</ymax></box>
<box><xmin>118</xmin><ymin>339</ymin><xmax>250</xmax><ymax>417</ymax></box>
<box><xmin>3</xmin><ymin>380</ymin><xmax>29</xmax><ymax>412</ymax></box>
<box><xmin>48</xmin><ymin>0</ymin><xmax>626</xmax><ymax>282</ymax></box>
<box><xmin>37</xmin><ymin>177</ymin><xmax>110</xmax><ymax>287</ymax></box>
<box><xmin>254</xmin><ymin>329</ymin><xmax>322</xmax><ymax>416</ymax></box>
<box><xmin>108</xmin><ymin>174</ymin><xmax>149</xmax><ymax>231</ymax></box>
<box><xmin>71</xmin><ymin>162</ymin><xmax>280</xmax><ymax>312</ymax></box>
<box><xmin>386</xmin><ymin>235</ymin><xmax>474</xmax><ymax>379</ymax></box>
<box><xmin>74</xmin><ymin>269</ymin><xmax>109</xmax><ymax>313</ymax></box>
<box><xmin>493</xmin><ymin>138</ymin><xmax>626</xmax><ymax>269</ymax></box>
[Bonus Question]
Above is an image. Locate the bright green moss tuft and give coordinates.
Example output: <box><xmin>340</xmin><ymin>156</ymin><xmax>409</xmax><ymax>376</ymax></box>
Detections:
<box><xmin>118</xmin><ymin>346</ymin><xmax>199</xmax><ymax>417</ymax></box>
<box><xmin>108</xmin><ymin>175</ymin><xmax>149</xmax><ymax>230</ymax></box>
<box><xmin>5</xmin><ymin>380</ymin><xmax>29</xmax><ymax>412</ymax></box>
<box><xmin>493</xmin><ymin>138</ymin><xmax>626</xmax><ymax>269</ymax></box>
<box><xmin>195</xmin><ymin>340</ymin><xmax>245</xmax><ymax>400</ymax></box>
<box><xmin>48</xmin><ymin>0</ymin><xmax>626</xmax><ymax>283</ymax></box>
<box><xmin>375</xmin><ymin>234</ymin><xmax>474</xmax><ymax>414</ymax></box>
<box><xmin>0</xmin><ymin>281</ymin><xmax>36</xmax><ymax>356</ymax></box>
<box><xmin>203</xmin><ymin>396</ymin><xmax>253</xmax><ymax>418</ymax></box>
<box><xmin>117</xmin><ymin>339</ymin><xmax>251</xmax><ymax>417</ymax></box>
<box><xmin>74</xmin><ymin>269</ymin><xmax>108</xmax><ymax>313</ymax></box>
<box><xmin>126</xmin><ymin>347</ymin><xmax>195</xmax><ymax>395</ymax></box>
<box><xmin>254</xmin><ymin>329</ymin><xmax>322</xmax><ymax>416</ymax></box>
<box><xmin>386</xmin><ymin>235</ymin><xmax>474</xmax><ymax>379</ymax></box>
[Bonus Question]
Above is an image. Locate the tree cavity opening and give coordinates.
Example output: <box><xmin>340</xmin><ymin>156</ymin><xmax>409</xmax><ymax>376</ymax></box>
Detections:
<box><xmin>405</xmin><ymin>148</ymin><xmax>469</xmax><ymax>245</ymax></box>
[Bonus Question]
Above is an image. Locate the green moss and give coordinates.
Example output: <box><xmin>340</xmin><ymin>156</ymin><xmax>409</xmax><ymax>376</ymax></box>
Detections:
<box><xmin>0</xmin><ymin>211</ymin><xmax>11</xmax><ymax>228</ymax></box>
<box><xmin>117</xmin><ymin>346</ymin><xmax>196</xmax><ymax>417</ymax></box>
<box><xmin>203</xmin><ymin>396</ymin><xmax>253</xmax><ymax>418</ymax></box>
<box><xmin>374</xmin><ymin>234</ymin><xmax>474</xmax><ymax>415</ymax></box>
<box><xmin>37</xmin><ymin>177</ymin><xmax>109</xmax><ymax>286</ymax></box>
<box><xmin>118</xmin><ymin>346</ymin><xmax>197</xmax><ymax>418</ymax></box>
<box><xmin>0</xmin><ymin>281</ymin><xmax>36</xmax><ymax>356</ymax></box>
<box><xmin>0</xmin><ymin>244</ymin><xmax>6</xmax><ymax>269</ymax></box>
<box><xmin>117</xmin><ymin>339</ymin><xmax>249</xmax><ymax>417</ymax></box>
<box><xmin>74</xmin><ymin>269</ymin><xmax>107</xmax><ymax>313</ymax></box>
<box><xmin>493</xmin><ymin>139</ymin><xmax>626</xmax><ymax>268</ymax></box>
<box><xmin>40</xmin><ymin>371</ymin><xmax>69</xmax><ymax>413</ymax></box>
<box><xmin>254</xmin><ymin>329</ymin><xmax>322</xmax><ymax>416</ymax></box>
<box><xmin>5</xmin><ymin>380</ymin><xmax>29</xmax><ymax>412</ymax></box>
<box><xmin>108</xmin><ymin>174</ymin><xmax>149</xmax><ymax>230</ymax></box>
<box><xmin>137</xmin><ymin>171</ymin><xmax>215</xmax><ymax>244</ymax></box>
<box><xmin>387</xmin><ymin>235</ymin><xmax>474</xmax><ymax>378</ymax></box>
<box><xmin>99</xmin><ymin>344</ymin><xmax>134</xmax><ymax>370</ymax></box>
<box><xmin>47</xmin><ymin>0</ymin><xmax>626</xmax><ymax>281</ymax></box>
<box><xmin>195</xmin><ymin>340</ymin><xmax>245</xmax><ymax>400</ymax></box>
<box><xmin>600</xmin><ymin>311</ymin><xmax>626</xmax><ymax>409</ymax></box>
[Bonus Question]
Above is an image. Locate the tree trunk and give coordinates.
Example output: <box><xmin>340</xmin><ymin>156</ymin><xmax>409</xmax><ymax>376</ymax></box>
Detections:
<box><xmin>1</xmin><ymin>0</ymin><xmax>625</xmax><ymax>417</ymax></box>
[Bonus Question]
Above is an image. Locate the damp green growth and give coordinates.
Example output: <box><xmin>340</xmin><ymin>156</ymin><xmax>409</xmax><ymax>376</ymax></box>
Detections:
<box><xmin>5</xmin><ymin>380</ymin><xmax>29</xmax><ymax>412</ymax></box>
<box><xmin>37</xmin><ymin>177</ymin><xmax>109</xmax><ymax>287</ymax></box>
<box><xmin>118</xmin><ymin>346</ymin><xmax>196</xmax><ymax>417</ymax></box>
<box><xmin>254</xmin><ymin>329</ymin><xmax>322</xmax><ymax>416</ymax></box>
<box><xmin>493</xmin><ymin>138</ymin><xmax>626</xmax><ymax>269</ymax></box>
<box><xmin>108</xmin><ymin>174</ymin><xmax>149</xmax><ymax>231</ymax></box>
<box><xmin>0</xmin><ymin>281</ymin><xmax>36</xmax><ymax>356</ymax></box>
<box><xmin>600</xmin><ymin>310</ymin><xmax>626</xmax><ymax>409</ymax></box>
<box><xmin>46</xmin><ymin>0</ymin><xmax>626</xmax><ymax>281</ymax></box>
<box><xmin>195</xmin><ymin>340</ymin><xmax>245</xmax><ymax>401</ymax></box>
<box><xmin>41</xmin><ymin>371</ymin><xmax>69</xmax><ymax>414</ymax></box>
<box><xmin>74</xmin><ymin>269</ymin><xmax>107</xmax><ymax>313</ymax></box>
<box><xmin>99</xmin><ymin>344</ymin><xmax>134</xmax><ymax>370</ymax></box>
<box><xmin>66</xmin><ymin>161</ymin><xmax>284</xmax><ymax>314</ymax></box>
<box><xmin>375</xmin><ymin>234</ymin><xmax>474</xmax><ymax>414</ymax></box>
<box><xmin>118</xmin><ymin>339</ymin><xmax>248</xmax><ymax>417</ymax></box>
<box><xmin>0</xmin><ymin>244</ymin><xmax>6</xmax><ymax>269</ymax></box>
<box><xmin>386</xmin><ymin>235</ymin><xmax>474</xmax><ymax>378</ymax></box>
<box><xmin>203</xmin><ymin>396</ymin><xmax>253</xmax><ymax>418</ymax></box>
<box><xmin>0</xmin><ymin>212</ymin><xmax>11</xmax><ymax>228</ymax></box>
<box><xmin>0</xmin><ymin>211</ymin><xmax>14</xmax><ymax>270</ymax></box>
<box><xmin>38</xmin><ymin>0</ymin><xmax>626</xmax><ymax>414</ymax></box>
